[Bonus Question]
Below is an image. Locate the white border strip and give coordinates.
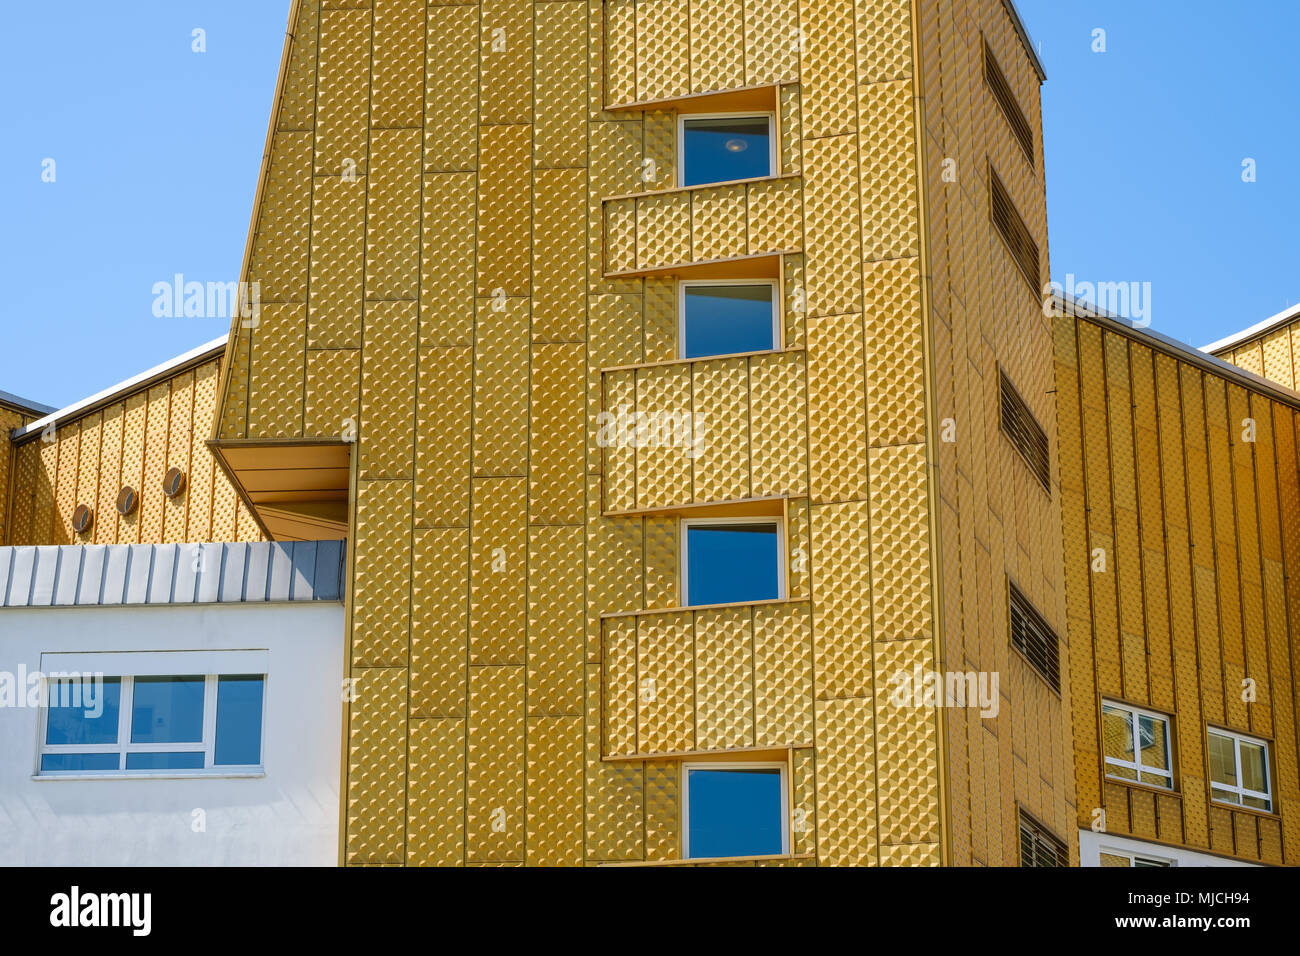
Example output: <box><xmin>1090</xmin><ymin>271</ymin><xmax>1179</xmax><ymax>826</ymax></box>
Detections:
<box><xmin>1201</xmin><ymin>301</ymin><xmax>1300</xmax><ymax>355</ymax></box>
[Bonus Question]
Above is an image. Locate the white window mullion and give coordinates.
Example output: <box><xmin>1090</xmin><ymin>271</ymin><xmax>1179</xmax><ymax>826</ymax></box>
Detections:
<box><xmin>117</xmin><ymin>676</ymin><xmax>133</xmax><ymax>770</ymax></box>
<box><xmin>202</xmin><ymin>674</ymin><xmax>218</xmax><ymax>769</ymax></box>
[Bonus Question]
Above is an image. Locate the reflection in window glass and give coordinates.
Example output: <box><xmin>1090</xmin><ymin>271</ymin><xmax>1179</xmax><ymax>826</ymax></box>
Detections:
<box><xmin>1101</xmin><ymin>701</ymin><xmax>1171</xmax><ymax>788</ymax></box>
<box><xmin>131</xmin><ymin>676</ymin><xmax>205</xmax><ymax>743</ymax></box>
<box><xmin>685</xmin><ymin>522</ymin><xmax>780</xmax><ymax>607</ymax></box>
<box><xmin>45</xmin><ymin>677</ymin><xmax>121</xmax><ymax>745</ymax></box>
<box><xmin>681</xmin><ymin>116</ymin><xmax>772</xmax><ymax>187</ymax></box>
<box><xmin>1208</xmin><ymin>729</ymin><xmax>1272</xmax><ymax>812</ymax></box>
<box><xmin>215</xmin><ymin>676</ymin><xmax>265</xmax><ymax>766</ymax></box>
<box><xmin>686</xmin><ymin>766</ymin><xmax>784</xmax><ymax>859</ymax></box>
<box><xmin>681</xmin><ymin>283</ymin><xmax>776</xmax><ymax>359</ymax></box>
<box><xmin>1208</xmin><ymin>732</ymin><xmax>1237</xmax><ymax>786</ymax></box>
<box><xmin>40</xmin><ymin>753</ymin><xmax>120</xmax><ymax>772</ymax></box>
<box><xmin>125</xmin><ymin>752</ymin><xmax>206</xmax><ymax>771</ymax></box>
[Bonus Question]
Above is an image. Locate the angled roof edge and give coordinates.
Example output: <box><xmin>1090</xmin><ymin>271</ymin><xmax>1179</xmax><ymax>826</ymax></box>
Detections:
<box><xmin>1053</xmin><ymin>294</ymin><xmax>1300</xmax><ymax>410</ymax></box>
<box><xmin>12</xmin><ymin>337</ymin><xmax>227</xmax><ymax>444</ymax></box>
<box><xmin>0</xmin><ymin>389</ymin><xmax>55</xmax><ymax>418</ymax></box>
<box><xmin>1003</xmin><ymin>0</ymin><xmax>1047</xmax><ymax>82</ymax></box>
<box><xmin>1200</xmin><ymin>300</ymin><xmax>1300</xmax><ymax>355</ymax></box>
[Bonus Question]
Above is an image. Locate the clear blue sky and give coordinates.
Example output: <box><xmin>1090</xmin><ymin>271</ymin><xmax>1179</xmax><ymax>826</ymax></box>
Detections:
<box><xmin>1</xmin><ymin>2</ymin><xmax>1297</xmax><ymax>409</ymax></box>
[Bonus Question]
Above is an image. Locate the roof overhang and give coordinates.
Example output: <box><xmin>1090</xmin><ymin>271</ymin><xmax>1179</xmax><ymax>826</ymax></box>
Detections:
<box><xmin>208</xmin><ymin>438</ymin><xmax>351</xmax><ymax>542</ymax></box>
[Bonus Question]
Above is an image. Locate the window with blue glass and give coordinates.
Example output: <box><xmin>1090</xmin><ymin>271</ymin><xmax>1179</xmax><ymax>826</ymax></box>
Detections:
<box><xmin>682</xmin><ymin>519</ymin><xmax>783</xmax><ymax>607</ymax></box>
<box><xmin>679</xmin><ymin>281</ymin><xmax>778</xmax><ymax>358</ymax></box>
<box><xmin>39</xmin><ymin>673</ymin><xmax>265</xmax><ymax>774</ymax></box>
<box><xmin>679</xmin><ymin>114</ymin><xmax>774</xmax><ymax>187</ymax></box>
<box><xmin>683</xmin><ymin>763</ymin><xmax>788</xmax><ymax>859</ymax></box>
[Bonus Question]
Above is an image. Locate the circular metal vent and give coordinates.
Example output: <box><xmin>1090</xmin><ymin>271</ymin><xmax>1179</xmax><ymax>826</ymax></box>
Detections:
<box><xmin>163</xmin><ymin>467</ymin><xmax>187</xmax><ymax>499</ymax></box>
<box><xmin>116</xmin><ymin>486</ymin><xmax>138</xmax><ymax>516</ymax></box>
<box><xmin>71</xmin><ymin>504</ymin><xmax>93</xmax><ymax>534</ymax></box>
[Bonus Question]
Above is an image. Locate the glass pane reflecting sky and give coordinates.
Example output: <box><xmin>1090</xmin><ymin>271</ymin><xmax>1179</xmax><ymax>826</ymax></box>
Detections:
<box><xmin>682</xmin><ymin>284</ymin><xmax>774</xmax><ymax>358</ymax></box>
<box><xmin>46</xmin><ymin>677</ymin><xmax>120</xmax><ymax>745</ymax></box>
<box><xmin>687</xmin><ymin>768</ymin><xmax>782</xmax><ymax>858</ymax></box>
<box><xmin>131</xmin><ymin>676</ymin><xmax>205</xmax><ymax>744</ymax></box>
<box><xmin>681</xmin><ymin>116</ymin><xmax>771</xmax><ymax>186</ymax></box>
<box><xmin>686</xmin><ymin>523</ymin><xmax>779</xmax><ymax>606</ymax></box>
<box><xmin>215</xmin><ymin>676</ymin><xmax>264</xmax><ymax>765</ymax></box>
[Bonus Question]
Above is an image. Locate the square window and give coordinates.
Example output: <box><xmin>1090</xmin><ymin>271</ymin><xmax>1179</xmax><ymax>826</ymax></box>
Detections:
<box><xmin>1208</xmin><ymin>728</ymin><xmax>1272</xmax><ymax>812</ymax></box>
<box><xmin>682</xmin><ymin>519</ymin><xmax>783</xmax><ymax>607</ymax></box>
<box><xmin>679</xmin><ymin>281</ymin><xmax>778</xmax><ymax>359</ymax></box>
<box><xmin>680</xmin><ymin>114</ymin><xmax>773</xmax><ymax>187</ymax></box>
<box><xmin>130</xmin><ymin>675</ymin><xmax>205</xmax><ymax>744</ymax></box>
<box><xmin>1101</xmin><ymin>701</ymin><xmax>1173</xmax><ymax>790</ymax></box>
<box><xmin>45</xmin><ymin>676</ymin><xmax>121</xmax><ymax>745</ymax></box>
<box><xmin>682</xmin><ymin>763</ymin><xmax>788</xmax><ymax>859</ymax></box>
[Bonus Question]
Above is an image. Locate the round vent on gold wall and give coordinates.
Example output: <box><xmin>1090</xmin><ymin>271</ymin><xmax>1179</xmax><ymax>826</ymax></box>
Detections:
<box><xmin>163</xmin><ymin>467</ymin><xmax>187</xmax><ymax>499</ymax></box>
<box><xmin>116</xmin><ymin>486</ymin><xmax>138</xmax><ymax>516</ymax></box>
<box><xmin>71</xmin><ymin>504</ymin><xmax>93</xmax><ymax>534</ymax></box>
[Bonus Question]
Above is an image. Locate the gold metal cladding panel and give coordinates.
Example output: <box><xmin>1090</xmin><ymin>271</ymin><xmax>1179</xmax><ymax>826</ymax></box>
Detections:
<box><xmin>780</xmin><ymin>85</ymin><xmax>802</xmax><ymax>174</ymax></box>
<box><xmin>1260</xmin><ymin>329</ymin><xmax>1295</xmax><ymax>389</ymax></box>
<box><xmin>315</xmin><ymin>7</ymin><xmax>371</xmax><ymax>177</ymax></box>
<box><xmin>783</xmin><ymin>254</ymin><xmax>806</xmax><ymax>349</ymax></box>
<box><xmin>526</xmin><ymin>715</ymin><xmax>584</xmax><ymax>866</ymax></box>
<box><xmin>863</xmin><ymin>256</ymin><xmax>925</xmax><ymax>447</ymax></box>
<box><xmin>116</xmin><ymin>392</ymin><xmax>148</xmax><ymax>544</ymax></box>
<box><xmin>360</xmin><ymin>300</ymin><xmax>417</xmax><ymax>479</ymax></box>
<box><xmin>636</xmin><ymin>0</ymin><xmax>690</xmax><ymax>102</ymax></box>
<box><xmin>533</xmin><ymin>168</ymin><xmax>586</xmax><ymax>344</ymax></box>
<box><xmin>811</xmin><ymin>500</ymin><xmax>873</xmax><ymax>699</ymax></box>
<box><xmin>346</xmin><ymin>666</ymin><xmax>407</xmax><ymax>864</ymax></box>
<box><xmin>476</xmin><ymin>124</ymin><xmax>532</xmax><ymax>297</ymax></box>
<box><xmin>277</xmin><ymin>0</ymin><xmax>318</xmax><ymax>132</ymax></box>
<box><xmin>248</xmin><ymin>304</ymin><xmax>307</xmax><ymax>440</ymax></box>
<box><xmin>305</xmin><ymin>348</ymin><xmax>361</xmax><ymax>439</ymax></box>
<box><xmin>602</xmin><ymin>197</ymin><xmax>637</xmax><ymax>277</ymax></box>
<box><xmin>753</xmin><ymin>601</ymin><xmax>814</xmax><ymax>746</ymax></box>
<box><xmin>749</xmin><ymin>350</ymin><xmax>809</xmax><ymax>498</ymax></box>
<box><xmin>643</xmin><ymin>111</ymin><xmax>676</xmax><ymax>193</ymax></box>
<box><xmin>527</xmin><ymin>525</ymin><xmax>585</xmax><ymax>717</ymax></box>
<box><xmin>858</xmin><ymin>79</ymin><xmax>919</xmax><ymax>261</ymax></box>
<box><xmin>869</xmin><ymin>443</ymin><xmax>932</xmax><ymax>642</ymax></box>
<box><xmin>472</xmin><ymin>297</ymin><xmax>529</xmax><ymax>476</ymax></box>
<box><xmin>637</xmin><ymin>365</ymin><xmax>695</xmax><ymax>508</ymax></box>
<box><xmin>479</xmin><ymin>0</ymin><xmax>533</xmax><ymax>125</ymax></box>
<box><xmin>589</xmin><ymin>293</ymin><xmax>644</xmax><ymax>470</ymax></box>
<box><xmin>691</xmin><ymin>186</ymin><xmax>748</xmax><ymax>264</ymax></box>
<box><xmin>585</xmin><ymin>663</ymin><xmax>646</xmax><ymax>861</ymax></box>
<box><xmin>187</xmin><ymin>365</ymin><xmax>220</xmax><ymax>541</ymax></box>
<box><xmin>802</xmin><ymin>135</ymin><xmax>862</xmax><ymax>317</ymax></box>
<box><xmin>800</xmin><ymin>0</ymin><xmax>857</xmax><ymax>138</ymax></box>
<box><xmin>420</xmin><ymin>172</ymin><xmax>476</xmax><ymax>348</ymax></box>
<box><xmin>693</xmin><ymin>605</ymin><xmax>755</xmax><ymax>750</ymax></box>
<box><xmin>218</xmin><ymin>328</ymin><xmax>251</xmax><ymax>439</ymax></box>
<box><xmin>603</xmin><ymin>616</ymin><xmax>638</xmax><ymax>755</ymax></box>
<box><xmin>139</xmin><ymin>382</ymin><xmax>170</xmax><ymax>544</ymax></box>
<box><xmin>424</xmin><ymin>3</ymin><xmax>478</xmax><ymax>173</ymax></box>
<box><xmin>816</xmin><ymin>695</ymin><xmax>877</xmax><ymax>865</ymax></box>
<box><xmin>645</xmin><ymin>760</ymin><xmax>680</xmax><ymax>861</ymax></box>
<box><xmin>880</xmin><ymin>842</ymin><xmax>939</xmax><ymax>866</ymax></box>
<box><xmin>93</xmin><ymin>405</ymin><xmax>125</xmax><ymax>545</ymax></box>
<box><xmin>470</xmin><ymin>477</ymin><xmax>527</xmax><ymax>665</ymax></box>
<box><xmin>873</xmin><ymin>639</ymin><xmax>940</xmax><ymax>845</ymax></box>
<box><xmin>636</xmin><ymin>611</ymin><xmax>695</xmax><ymax>754</ymax></box>
<box><xmin>410</xmin><ymin>528</ymin><xmax>469</xmax><ymax>719</ymax></box>
<box><xmin>806</xmin><ymin>311</ymin><xmax>868</xmax><ymax>503</ymax></box>
<box><xmin>603</xmin><ymin>0</ymin><xmax>636</xmax><ymax>106</ymax></box>
<box><xmin>371</xmin><ymin>0</ymin><xmax>423</xmax><ymax>129</ymax></box>
<box><xmin>308</xmin><ymin>174</ymin><xmax>366</xmax><ymax>350</ymax></box>
<box><xmin>466</xmin><ymin>664</ymin><xmax>526</xmax><ymax>863</ymax></box>
<box><xmin>406</xmin><ymin>717</ymin><xmax>465</xmax><ymax>866</ymax></box>
<box><xmin>855</xmin><ymin>0</ymin><xmax>913</xmax><ymax>84</ymax></box>
<box><xmin>163</xmin><ymin>373</ymin><xmax>194</xmax><ymax>544</ymax></box>
<box><xmin>535</xmin><ymin>2</ymin><xmax>586</xmax><ymax>170</ymax></box>
<box><xmin>352</xmin><ymin>479</ymin><xmax>412</xmax><ymax>667</ymax></box>
<box><xmin>635</xmin><ymin>192</ymin><xmax>691</xmax><ymax>271</ymax></box>
<box><xmin>603</xmin><ymin>369</ymin><xmax>637</xmax><ymax>511</ymax></box>
<box><xmin>745</xmin><ymin>0</ymin><xmax>799</xmax><ymax>85</ymax></box>
<box><xmin>746</xmin><ymin>177</ymin><xmax>803</xmax><ymax>253</ymax></box>
<box><xmin>366</xmin><ymin>127</ymin><xmax>422</xmax><ymax>301</ymax></box>
<box><xmin>643</xmin><ymin>515</ymin><xmax>679</xmax><ymax>609</ymax></box>
<box><xmin>530</xmin><ymin>344</ymin><xmax>585</xmax><ymax>525</ymax></box>
<box><xmin>247</xmin><ymin>131</ymin><xmax>312</xmax><ymax>303</ymax></box>
<box><xmin>68</xmin><ymin>415</ymin><xmax>99</xmax><ymax>543</ymax></box>
<box><xmin>645</xmin><ymin>278</ymin><xmax>676</xmax><ymax>364</ymax></box>
<box><xmin>691</xmin><ymin>358</ymin><xmax>751</xmax><ymax>503</ymax></box>
<box><xmin>586</xmin><ymin>473</ymin><xmax>643</xmax><ymax>643</ymax></box>
<box><xmin>787</xmin><ymin>496</ymin><xmax>811</xmax><ymax>599</ymax></box>
<box><xmin>689</xmin><ymin>0</ymin><xmax>745</xmax><ymax>92</ymax></box>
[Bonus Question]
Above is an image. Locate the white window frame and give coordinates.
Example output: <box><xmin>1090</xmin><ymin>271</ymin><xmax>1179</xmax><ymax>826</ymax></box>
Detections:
<box><xmin>1207</xmin><ymin>727</ymin><xmax>1273</xmax><ymax>812</ymax></box>
<box><xmin>677</xmin><ymin>278</ymin><xmax>781</xmax><ymax>360</ymax></box>
<box><xmin>677</xmin><ymin>112</ymin><xmax>777</xmax><ymax>188</ymax></box>
<box><xmin>1101</xmin><ymin>699</ymin><xmax>1173</xmax><ymax>789</ymax></box>
<box><xmin>1100</xmin><ymin>846</ymin><xmax>1176</xmax><ymax>867</ymax></box>
<box><xmin>37</xmin><ymin>672</ymin><xmax>268</xmax><ymax>777</ymax></box>
<box><xmin>680</xmin><ymin>516</ymin><xmax>786</xmax><ymax>608</ymax></box>
<box><xmin>681</xmin><ymin>761</ymin><xmax>790</xmax><ymax>860</ymax></box>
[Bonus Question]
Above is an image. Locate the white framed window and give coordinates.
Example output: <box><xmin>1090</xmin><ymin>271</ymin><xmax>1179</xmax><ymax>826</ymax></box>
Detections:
<box><xmin>678</xmin><ymin>279</ymin><xmax>780</xmax><ymax>359</ymax></box>
<box><xmin>678</xmin><ymin>112</ymin><xmax>776</xmax><ymax>188</ymax></box>
<box><xmin>1101</xmin><ymin>700</ymin><xmax>1173</xmax><ymax>789</ymax></box>
<box><xmin>1208</xmin><ymin>727</ymin><xmax>1272</xmax><ymax>812</ymax></box>
<box><xmin>680</xmin><ymin>517</ymin><xmax>785</xmax><ymax>607</ymax></box>
<box><xmin>681</xmin><ymin>761</ymin><xmax>789</xmax><ymax>859</ymax></box>
<box><xmin>37</xmin><ymin>658</ymin><xmax>267</xmax><ymax>776</ymax></box>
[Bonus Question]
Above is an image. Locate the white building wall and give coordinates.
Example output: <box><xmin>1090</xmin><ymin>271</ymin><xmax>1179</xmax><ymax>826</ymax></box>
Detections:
<box><xmin>0</xmin><ymin>601</ymin><xmax>344</xmax><ymax>866</ymax></box>
<box><xmin>1078</xmin><ymin>829</ymin><xmax>1258</xmax><ymax>867</ymax></box>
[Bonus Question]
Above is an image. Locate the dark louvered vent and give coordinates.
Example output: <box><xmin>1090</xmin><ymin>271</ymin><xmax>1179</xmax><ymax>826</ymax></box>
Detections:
<box><xmin>984</xmin><ymin>39</ymin><xmax>1035</xmax><ymax>164</ymax></box>
<box><xmin>1008</xmin><ymin>579</ymin><xmax>1060</xmax><ymax>692</ymax></box>
<box><xmin>989</xmin><ymin>167</ymin><xmax>1040</xmax><ymax>291</ymax></box>
<box><xmin>1019</xmin><ymin>810</ymin><xmax>1068</xmax><ymax>867</ymax></box>
<box><xmin>999</xmin><ymin>368</ymin><xmax>1050</xmax><ymax>491</ymax></box>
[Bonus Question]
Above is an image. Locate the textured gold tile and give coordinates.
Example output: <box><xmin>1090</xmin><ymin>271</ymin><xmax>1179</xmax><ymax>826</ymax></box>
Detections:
<box><xmin>470</xmin><ymin>477</ymin><xmax>527</xmax><ymax>665</ymax></box>
<box><xmin>424</xmin><ymin>3</ymin><xmax>478</xmax><ymax>172</ymax></box>
<box><xmin>690</xmin><ymin>357</ymin><xmax>750</xmax><ymax>503</ymax></box>
<box><xmin>754</xmin><ymin>601</ymin><xmax>814</xmax><ymax>745</ymax></box>
<box><xmin>528</xmin><ymin>525</ymin><xmax>585</xmax><ymax>716</ymax></box>
<box><xmin>532</xmin><ymin>167</ymin><xmax>586</xmax><ymax>343</ymax></box>
<box><xmin>473</xmin><ymin>296</ymin><xmax>529</xmax><ymax>476</ymax></box>
<box><xmin>366</xmin><ymin>127</ymin><xmax>422</xmax><ymax>300</ymax></box>
<box><xmin>534</xmin><ymin>1</ymin><xmax>586</xmax><ymax>169</ymax></box>
<box><xmin>693</xmin><ymin>605</ymin><xmax>755</xmax><ymax>749</ymax></box>
<box><xmin>811</xmin><ymin>500</ymin><xmax>873</xmax><ymax>698</ymax></box>
<box><xmin>530</xmin><ymin>343</ymin><xmax>584</xmax><ymax>524</ymax></box>
<box><xmin>315</xmin><ymin>7</ymin><xmax>371</xmax><ymax>176</ymax></box>
<box><xmin>526</xmin><ymin>716</ymin><xmax>583</xmax><ymax>865</ymax></box>
<box><xmin>360</xmin><ymin>299</ymin><xmax>417</xmax><ymax>479</ymax></box>
<box><xmin>347</xmin><ymin>667</ymin><xmax>407</xmax><ymax>864</ymax></box>
<box><xmin>749</xmin><ymin>350</ymin><xmax>808</xmax><ymax>497</ymax></box>
<box><xmin>479</xmin><ymin>0</ymin><xmax>533</xmax><ymax>125</ymax></box>
<box><xmin>352</xmin><ymin>479</ymin><xmax>412</xmax><ymax>666</ymax></box>
<box><xmin>371</xmin><ymin>0</ymin><xmax>423</xmax><ymax>129</ymax></box>
<box><xmin>309</xmin><ymin>174</ymin><xmax>366</xmax><ymax>349</ymax></box>
<box><xmin>467</xmin><ymin>665</ymin><xmax>525</xmax><ymax>862</ymax></box>
<box><xmin>406</xmin><ymin>717</ymin><xmax>465</xmax><ymax>866</ymax></box>
<box><xmin>637</xmin><ymin>611</ymin><xmax>694</xmax><ymax>754</ymax></box>
<box><xmin>411</xmin><ymin>528</ymin><xmax>469</xmax><ymax>718</ymax></box>
<box><xmin>305</xmin><ymin>348</ymin><xmax>360</xmax><ymax>438</ymax></box>
<box><xmin>476</xmin><ymin>123</ymin><xmax>532</xmax><ymax>297</ymax></box>
<box><xmin>420</xmin><ymin>172</ymin><xmax>476</xmax><ymax>347</ymax></box>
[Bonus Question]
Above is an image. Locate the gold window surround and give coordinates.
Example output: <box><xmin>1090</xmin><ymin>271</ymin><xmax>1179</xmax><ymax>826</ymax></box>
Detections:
<box><xmin>208</xmin><ymin>437</ymin><xmax>350</xmax><ymax>542</ymax></box>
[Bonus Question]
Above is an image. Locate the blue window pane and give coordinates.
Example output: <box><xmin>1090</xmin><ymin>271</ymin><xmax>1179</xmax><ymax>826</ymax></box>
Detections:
<box><xmin>131</xmin><ymin>676</ymin><xmax>204</xmax><ymax>743</ymax></box>
<box><xmin>125</xmin><ymin>752</ymin><xmax>205</xmax><ymax>771</ymax></box>
<box><xmin>682</xmin><ymin>116</ymin><xmax>771</xmax><ymax>186</ymax></box>
<box><xmin>214</xmin><ymin>676</ymin><xmax>264</xmax><ymax>766</ymax></box>
<box><xmin>687</xmin><ymin>768</ymin><xmax>783</xmax><ymax>858</ymax></box>
<box><xmin>682</xmin><ymin>284</ymin><xmax>775</xmax><ymax>358</ymax></box>
<box><xmin>45</xmin><ymin>676</ymin><xmax>121</xmax><ymax>745</ymax></box>
<box><xmin>40</xmin><ymin>753</ymin><xmax>120</xmax><ymax>772</ymax></box>
<box><xmin>686</xmin><ymin>523</ymin><xmax>779</xmax><ymax>606</ymax></box>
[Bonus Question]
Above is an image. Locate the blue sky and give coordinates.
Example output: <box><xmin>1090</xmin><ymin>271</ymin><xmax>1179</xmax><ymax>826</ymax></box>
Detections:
<box><xmin>1</xmin><ymin>2</ymin><xmax>1297</xmax><ymax>408</ymax></box>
